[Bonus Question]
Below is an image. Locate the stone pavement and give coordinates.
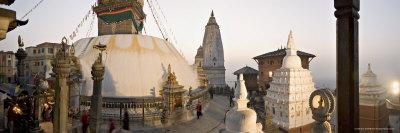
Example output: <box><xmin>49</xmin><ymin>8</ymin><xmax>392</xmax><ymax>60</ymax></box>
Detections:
<box><xmin>164</xmin><ymin>95</ymin><xmax>231</xmax><ymax>133</ymax></box>
<box><xmin>39</xmin><ymin>95</ymin><xmax>231</xmax><ymax>133</ymax></box>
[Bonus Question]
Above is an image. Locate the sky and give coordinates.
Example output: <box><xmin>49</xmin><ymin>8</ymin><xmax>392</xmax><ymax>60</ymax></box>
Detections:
<box><xmin>1</xmin><ymin>0</ymin><xmax>399</xmax><ymax>89</ymax></box>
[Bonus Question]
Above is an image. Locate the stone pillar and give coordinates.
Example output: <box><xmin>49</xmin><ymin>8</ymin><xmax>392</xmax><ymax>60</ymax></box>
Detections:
<box><xmin>89</xmin><ymin>52</ymin><xmax>105</xmax><ymax>133</ymax></box>
<box><xmin>334</xmin><ymin>0</ymin><xmax>360</xmax><ymax>132</ymax></box>
<box><xmin>53</xmin><ymin>38</ymin><xmax>72</xmax><ymax>133</ymax></box>
<box><xmin>15</xmin><ymin>36</ymin><xmax>27</xmax><ymax>88</ymax></box>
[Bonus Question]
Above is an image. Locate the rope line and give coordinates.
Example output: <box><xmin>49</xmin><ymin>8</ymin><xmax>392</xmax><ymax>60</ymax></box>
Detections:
<box><xmin>146</xmin><ymin>0</ymin><xmax>168</xmax><ymax>40</ymax></box>
<box><xmin>20</xmin><ymin>0</ymin><xmax>46</xmax><ymax>20</ymax></box>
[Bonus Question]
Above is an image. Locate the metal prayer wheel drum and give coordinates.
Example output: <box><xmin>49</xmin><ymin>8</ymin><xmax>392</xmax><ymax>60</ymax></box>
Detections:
<box><xmin>309</xmin><ymin>89</ymin><xmax>335</xmax><ymax>133</ymax></box>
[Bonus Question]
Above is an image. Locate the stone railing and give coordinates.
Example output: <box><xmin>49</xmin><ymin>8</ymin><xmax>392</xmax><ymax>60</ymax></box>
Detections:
<box><xmin>80</xmin><ymin>96</ymin><xmax>164</xmax><ymax>127</ymax></box>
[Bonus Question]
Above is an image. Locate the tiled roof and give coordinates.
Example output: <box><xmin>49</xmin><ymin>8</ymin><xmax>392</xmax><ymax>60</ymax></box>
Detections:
<box><xmin>253</xmin><ymin>48</ymin><xmax>315</xmax><ymax>60</ymax></box>
<box><xmin>233</xmin><ymin>66</ymin><xmax>258</xmax><ymax>75</ymax></box>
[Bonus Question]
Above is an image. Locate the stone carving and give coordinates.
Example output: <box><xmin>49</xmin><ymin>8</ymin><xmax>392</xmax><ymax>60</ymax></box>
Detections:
<box><xmin>309</xmin><ymin>89</ymin><xmax>335</xmax><ymax>133</ymax></box>
<box><xmin>53</xmin><ymin>37</ymin><xmax>73</xmax><ymax>133</ymax></box>
<box><xmin>89</xmin><ymin>43</ymin><xmax>106</xmax><ymax>133</ymax></box>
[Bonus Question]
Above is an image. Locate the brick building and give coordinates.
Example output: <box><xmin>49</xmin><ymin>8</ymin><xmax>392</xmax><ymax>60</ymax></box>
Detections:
<box><xmin>233</xmin><ymin>66</ymin><xmax>258</xmax><ymax>92</ymax></box>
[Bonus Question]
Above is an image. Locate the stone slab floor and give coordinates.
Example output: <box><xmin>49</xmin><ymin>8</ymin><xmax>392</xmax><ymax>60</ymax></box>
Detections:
<box><xmin>40</xmin><ymin>95</ymin><xmax>231</xmax><ymax>133</ymax></box>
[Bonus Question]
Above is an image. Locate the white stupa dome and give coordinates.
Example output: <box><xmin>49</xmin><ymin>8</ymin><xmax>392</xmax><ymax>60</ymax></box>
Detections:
<box><xmin>73</xmin><ymin>34</ymin><xmax>199</xmax><ymax>97</ymax></box>
<box><xmin>282</xmin><ymin>31</ymin><xmax>302</xmax><ymax>69</ymax></box>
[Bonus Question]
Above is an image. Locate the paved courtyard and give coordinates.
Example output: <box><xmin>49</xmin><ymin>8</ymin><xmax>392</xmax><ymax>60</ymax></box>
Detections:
<box><xmin>40</xmin><ymin>95</ymin><xmax>231</xmax><ymax>133</ymax></box>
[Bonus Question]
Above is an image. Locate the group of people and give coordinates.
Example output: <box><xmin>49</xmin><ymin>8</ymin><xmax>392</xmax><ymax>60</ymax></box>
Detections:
<box><xmin>80</xmin><ymin>109</ymin><xmax>130</xmax><ymax>133</ymax></box>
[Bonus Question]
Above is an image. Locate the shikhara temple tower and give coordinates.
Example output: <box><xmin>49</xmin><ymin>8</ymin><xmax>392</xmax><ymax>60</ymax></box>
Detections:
<box><xmin>265</xmin><ymin>31</ymin><xmax>315</xmax><ymax>132</ymax></box>
<box><xmin>201</xmin><ymin>11</ymin><xmax>226</xmax><ymax>88</ymax></box>
<box><xmin>93</xmin><ymin>0</ymin><xmax>146</xmax><ymax>35</ymax></box>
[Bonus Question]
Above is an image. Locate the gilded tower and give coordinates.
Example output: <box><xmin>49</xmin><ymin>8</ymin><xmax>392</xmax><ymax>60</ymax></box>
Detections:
<box><xmin>201</xmin><ymin>11</ymin><xmax>226</xmax><ymax>88</ymax></box>
<box><xmin>93</xmin><ymin>0</ymin><xmax>146</xmax><ymax>35</ymax></box>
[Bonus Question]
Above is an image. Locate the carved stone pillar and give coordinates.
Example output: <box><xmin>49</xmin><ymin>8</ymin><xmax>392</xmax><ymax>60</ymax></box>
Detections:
<box><xmin>334</xmin><ymin>0</ymin><xmax>360</xmax><ymax>132</ymax></box>
<box><xmin>89</xmin><ymin>47</ymin><xmax>105</xmax><ymax>133</ymax></box>
<box><xmin>15</xmin><ymin>36</ymin><xmax>27</xmax><ymax>88</ymax></box>
<box><xmin>53</xmin><ymin>38</ymin><xmax>72</xmax><ymax>133</ymax></box>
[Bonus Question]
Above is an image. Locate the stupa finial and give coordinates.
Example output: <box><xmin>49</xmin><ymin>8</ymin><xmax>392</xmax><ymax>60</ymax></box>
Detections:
<box><xmin>236</xmin><ymin>74</ymin><xmax>249</xmax><ymax>109</ymax></box>
<box><xmin>368</xmin><ymin>63</ymin><xmax>372</xmax><ymax>71</ymax></box>
<box><xmin>168</xmin><ymin>64</ymin><xmax>171</xmax><ymax>73</ymax></box>
<box><xmin>211</xmin><ymin>10</ymin><xmax>214</xmax><ymax>17</ymax></box>
<box><xmin>18</xmin><ymin>35</ymin><xmax>24</xmax><ymax>48</ymax></box>
<box><xmin>287</xmin><ymin>30</ymin><xmax>295</xmax><ymax>49</ymax></box>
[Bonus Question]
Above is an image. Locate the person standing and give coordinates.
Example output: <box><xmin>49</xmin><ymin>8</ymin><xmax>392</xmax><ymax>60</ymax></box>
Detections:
<box><xmin>196</xmin><ymin>101</ymin><xmax>202</xmax><ymax>119</ymax></box>
<box><xmin>81</xmin><ymin>110</ymin><xmax>89</xmax><ymax>133</ymax></box>
<box><xmin>209</xmin><ymin>88</ymin><xmax>214</xmax><ymax>99</ymax></box>
<box><xmin>122</xmin><ymin>110</ymin><xmax>130</xmax><ymax>130</ymax></box>
<box><xmin>229</xmin><ymin>88</ymin><xmax>234</xmax><ymax>107</ymax></box>
<box><xmin>108</xmin><ymin>118</ymin><xmax>115</xmax><ymax>133</ymax></box>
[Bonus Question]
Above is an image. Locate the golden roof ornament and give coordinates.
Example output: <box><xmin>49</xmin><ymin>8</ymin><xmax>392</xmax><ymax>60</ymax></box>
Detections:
<box><xmin>165</xmin><ymin>64</ymin><xmax>179</xmax><ymax>86</ymax></box>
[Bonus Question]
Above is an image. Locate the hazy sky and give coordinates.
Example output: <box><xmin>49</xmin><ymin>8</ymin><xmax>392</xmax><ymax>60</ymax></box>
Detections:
<box><xmin>1</xmin><ymin>0</ymin><xmax>399</xmax><ymax>89</ymax></box>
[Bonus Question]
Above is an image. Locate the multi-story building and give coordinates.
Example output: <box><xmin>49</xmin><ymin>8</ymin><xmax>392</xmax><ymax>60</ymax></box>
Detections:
<box><xmin>0</xmin><ymin>51</ymin><xmax>16</xmax><ymax>83</ymax></box>
<box><xmin>24</xmin><ymin>42</ymin><xmax>63</xmax><ymax>83</ymax></box>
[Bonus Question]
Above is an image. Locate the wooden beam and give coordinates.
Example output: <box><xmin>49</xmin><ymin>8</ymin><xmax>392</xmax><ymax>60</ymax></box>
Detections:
<box><xmin>334</xmin><ymin>0</ymin><xmax>360</xmax><ymax>132</ymax></box>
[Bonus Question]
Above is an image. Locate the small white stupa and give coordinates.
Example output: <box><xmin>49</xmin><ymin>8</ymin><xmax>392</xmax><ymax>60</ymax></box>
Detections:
<box><xmin>265</xmin><ymin>31</ymin><xmax>316</xmax><ymax>132</ymax></box>
<box><xmin>224</xmin><ymin>74</ymin><xmax>263</xmax><ymax>133</ymax></box>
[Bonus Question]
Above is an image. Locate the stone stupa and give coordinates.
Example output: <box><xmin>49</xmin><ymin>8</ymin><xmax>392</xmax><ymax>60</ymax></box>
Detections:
<box><xmin>359</xmin><ymin>63</ymin><xmax>389</xmax><ymax>130</ymax></box>
<box><xmin>223</xmin><ymin>74</ymin><xmax>263</xmax><ymax>133</ymax></box>
<box><xmin>265</xmin><ymin>31</ymin><xmax>316</xmax><ymax>132</ymax></box>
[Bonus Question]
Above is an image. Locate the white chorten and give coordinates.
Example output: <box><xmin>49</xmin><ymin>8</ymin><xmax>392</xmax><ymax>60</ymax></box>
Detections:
<box><xmin>265</xmin><ymin>31</ymin><xmax>316</xmax><ymax>131</ymax></box>
<box><xmin>359</xmin><ymin>64</ymin><xmax>386</xmax><ymax>106</ymax></box>
<box><xmin>224</xmin><ymin>74</ymin><xmax>263</xmax><ymax>133</ymax></box>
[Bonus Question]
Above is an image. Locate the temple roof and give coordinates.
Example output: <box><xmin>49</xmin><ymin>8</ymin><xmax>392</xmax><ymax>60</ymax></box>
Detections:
<box><xmin>206</xmin><ymin>10</ymin><xmax>218</xmax><ymax>26</ymax></box>
<box><xmin>195</xmin><ymin>46</ymin><xmax>203</xmax><ymax>58</ymax></box>
<box><xmin>253</xmin><ymin>48</ymin><xmax>315</xmax><ymax>60</ymax></box>
<box><xmin>233</xmin><ymin>66</ymin><xmax>258</xmax><ymax>75</ymax></box>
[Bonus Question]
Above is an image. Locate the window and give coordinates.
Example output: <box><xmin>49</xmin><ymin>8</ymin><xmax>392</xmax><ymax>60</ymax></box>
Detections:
<box><xmin>7</xmin><ymin>60</ymin><xmax>11</xmax><ymax>66</ymax></box>
<box><xmin>48</xmin><ymin>48</ymin><xmax>54</xmax><ymax>54</ymax></box>
<box><xmin>42</xmin><ymin>48</ymin><xmax>45</xmax><ymax>53</ymax></box>
<box><xmin>280</xmin><ymin>112</ymin><xmax>283</xmax><ymax>117</ymax></box>
<box><xmin>40</xmin><ymin>61</ymin><xmax>44</xmax><ymax>66</ymax></box>
<box><xmin>33</xmin><ymin>50</ymin><xmax>36</xmax><ymax>54</ymax></box>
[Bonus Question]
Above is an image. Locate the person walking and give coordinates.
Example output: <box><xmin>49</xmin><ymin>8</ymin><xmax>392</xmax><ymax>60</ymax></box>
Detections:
<box><xmin>81</xmin><ymin>110</ymin><xmax>89</xmax><ymax>133</ymax></box>
<box><xmin>108</xmin><ymin>118</ymin><xmax>115</xmax><ymax>133</ymax></box>
<box><xmin>196</xmin><ymin>101</ymin><xmax>202</xmax><ymax>119</ymax></box>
